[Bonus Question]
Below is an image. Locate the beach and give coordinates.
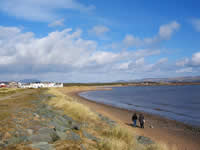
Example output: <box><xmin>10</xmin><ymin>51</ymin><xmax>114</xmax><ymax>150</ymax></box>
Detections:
<box><xmin>67</xmin><ymin>88</ymin><xmax>200</xmax><ymax>150</ymax></box>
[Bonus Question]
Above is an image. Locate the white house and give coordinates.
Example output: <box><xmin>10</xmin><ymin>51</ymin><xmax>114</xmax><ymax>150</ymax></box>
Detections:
<box><xmin>18</xmin><ymin>82</ymin><xmax>63</xmax><ymax>88</ymax></box>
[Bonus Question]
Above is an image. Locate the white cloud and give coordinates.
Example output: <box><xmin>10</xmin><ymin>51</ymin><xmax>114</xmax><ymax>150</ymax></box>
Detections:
<box><xmin>123</xmin><ymin>35</ymin><xmax>142</xmax><ymax>47</ymax></box>
<box><xmin>176</xmin><ymin>58</ymin><xmax>189</xmax><ymax>67</ymax></box>
<box><xmin>0</xmin><ymin>26</ymin><xmax>161</xmax><ymax>75</ymax></box>
<box><xmin>176</xmin><ymin>67</ymin><xmax>193</xmax><ymax>73</ymax></box>
<box><xmin>191</xmin><ymin>52</ymin><xmax>200</xmax><ymax>65</ymax></box>
<box><xmin>1</xmin><ymin>25</ymin><xmax>195</xmax><ymax>82</ymax></box>
<box><xmin>123</xmin><ymin>21</ymin><xmax>180</xmax><ymax>47</ymax></box>
<box><xmin>90</xmin><ymin>51</ymin><xmax>119</xmax><ymax>64</ymax></box>
<box><xmin>157</xmin><ymin>57</ymin><xmax>168</xmax><ymax>64</ymax></box>
<box><xmin>175</xmin><ymin>52</ymin><xmax>200</xmax><ymax>75</ymax></box>
<box><xmin>0</xmin><ymin>26</ymin><xmax>97</xmax><ymax>68</ymax></box>
<box><xmin>159</xmin><ymin>21</ymin><xmax>180</xmax><ymax>39</ymax></box>
<box><xmin>191</xmin><ymin>18</ymin><xmax>200</xmax><ymax>32</ymax></box>
<box><xmin>0</xmin><ymin>0</ymin><xmax>95</xmax><ymax>22</ymax></box>
<box><xmin>89</xmin><ymin>25</ymin><xmax>110</xmax><ymax>37</ymax></box>
<box><xmin>117</xmin><ymin>61</ymin><xmax>131</xmax><ymax>70</ymax></box>
<box><xmin>177</xmin><ymin>52</ymin><xmax>200</xmax><ymax>67</ymax></box>
<box><xmin>48</xmin><ymin>19</ymin><xmax>65</xmax><ymax>27</ymax></box>
<box><xmin>135</xmin><ymin>57</ymin><xmax>145</xmax><ymax>65</ymax></box>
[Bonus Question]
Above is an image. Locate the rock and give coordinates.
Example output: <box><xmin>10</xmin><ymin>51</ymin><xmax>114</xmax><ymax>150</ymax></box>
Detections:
<box><xmin>64</xmin><ymin>118</ymin><xmax>81</xmax><ymax>130</ymax></box>
<box><xmin>98</xmin><ymin>114</ymin><xmax>116</xmax><ymax>127</ymax></box>
<box><xmin>82</xmin><ymin>123</ymin><xmax>89</xmax><ymax>128</ymax></box>
<box><xmin>0</xmin><ymin>133</ymin><xmax>2</xmax><ymax>140</ymax></box>
<box><xmin>38</xmin><ymin>127</ymin><xmax>59</xmax><ymax>142</ymax></box>
<box><xmin>149</xmin><ymin>125</ymin><xmax>154</xmax><ymax>128</ymax></box>
<box><xmin>27</xmin><ymin>129</ymin><xmax>33</xmax><ymax>135</ymax></box>
<box><xmin>80</xmin><ymin>144</ymin><xmax>87</xmax><ymax>150</ymax></box>
<box><xmin>53</xmin><ymin>116</ymin><xmax>69</xmax><ymax>127</ymax></box>
<box><xmin>3</xmin><ymin>132</ymin><xmax>11</xmax><ymax>140</ymax></box>
<box><xmin>71</xmin><ymin>123</ymin><xmax>81</xmax><ymax>130</ymax></box>
<box><xmin>56</xmin><ymin>131</ymin><xmax>68</xmax><ymax>140</ymax></box>
<box><xmin>33</xmin><ymin>113</ymin><xmax>40</xmax><ymax>118</ymax></box>
<box><xmin>62</xmin><ymin>115</ymin><xmax>73</xmax><ymax>122</ymax></box>
<box><xmin>49</xmin><ymin>121</ymin><xmax>70</xmax><ymax>132</ymax></box>
<box><xmin>0</xmin><ymin>141</ymin><xmax>5</xmax><ymax>148</ymax></box>
<box><xmin>28</xmin><ymin>134</ymin><xmax>53</xmax><ymax>143</ymax></box>
<box><xmin>82</xmin><ymin>131</ymin><xmax>99</xmax><ymax>142</ymax></box>
<box><xmin>30</xmin><ymin>142</ymin><xmax>55</xmax><ymax>150</ymax></box>
<box><xmin>136</xmin><ymin>136</ymin><xmax>154</xmax><ymax>145</ymax></box>
<box><xmin>65</xmin><ymin>131</ymin><xmax>81</xmax><ymax>141</ymax></box>
<box><xmin>7</xmin><ymin>136</ymin><xmax>28</xmax><ymax>145</ymax></box>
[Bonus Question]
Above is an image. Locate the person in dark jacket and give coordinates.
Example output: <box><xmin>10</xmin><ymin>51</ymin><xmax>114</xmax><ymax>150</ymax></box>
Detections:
<box><xmin>139</xmin><ymin>114</ymin><xmax>145</xmax><ymax>128</ymax></box>
<box><xmin>132</xmin><ymin>113</ymin><xmax>138</xmax><ymax>127</ymax></box>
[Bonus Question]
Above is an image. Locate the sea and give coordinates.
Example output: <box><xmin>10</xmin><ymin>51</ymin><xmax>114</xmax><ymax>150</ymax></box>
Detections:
<box><xmin>79</xmin><ymin>85</ymin><xmax>200</xmax><ymax>127</ymax></box>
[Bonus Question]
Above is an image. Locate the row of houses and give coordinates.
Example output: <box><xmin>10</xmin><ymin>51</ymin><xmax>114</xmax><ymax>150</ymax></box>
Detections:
<box><xmin>18</xmin><ymin>82</ymin><xmax>63</xmax><ymax>88</ymax></box>
<box><xmin>0</xmin><ymin>82</ymin><xmax>18</xmax><ymax>88</ymax></box>
<box><xmin>0</xmin><ymin>82</ymin><xmax>63</xmax><ymax>88</ymax></box>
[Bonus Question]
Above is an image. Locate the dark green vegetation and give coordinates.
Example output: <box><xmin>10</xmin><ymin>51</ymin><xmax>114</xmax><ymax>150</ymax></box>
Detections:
<box><xmin>64</xmin><ymin>82</ymin><xmax>200</xmax><ymax>87</ymax></box>
<box><xmin>63</xmin><ymin>82</ymin><xmax>129</xmax><ymax>86</ymax></box>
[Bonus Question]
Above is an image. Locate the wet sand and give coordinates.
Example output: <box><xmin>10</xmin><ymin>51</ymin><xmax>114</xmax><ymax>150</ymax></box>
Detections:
<box><xmin>67</xmin><ymin>89</ymin><xmax>200</xmax><ymax>150</ymax></box>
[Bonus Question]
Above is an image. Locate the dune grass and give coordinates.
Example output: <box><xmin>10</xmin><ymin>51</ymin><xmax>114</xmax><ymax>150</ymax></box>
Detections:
<box><xmin>47</xmin><ymin>88</ymin><xmax>98</xmax><ymax>122</ymax></box>
<box><xmin>0</xmin><ymin>88</ymin><xmax>25</xmax><ymax>98</ymax></box>
<box><xmin>47</xmin><ymin>87</ymin><xmax>170</xmax><ymax>150</ymax></box>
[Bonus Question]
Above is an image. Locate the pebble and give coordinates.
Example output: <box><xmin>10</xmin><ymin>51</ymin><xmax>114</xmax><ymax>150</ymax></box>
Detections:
<box><xmin>27</xmin><ymin>129</ymin><xmax>33</xmax><ymax>135</ymax></box>
<box><xmin>3</xmin><ymin>132</ymin><xmax>11</xmax><ymax>140</ymax></box>
<box><xmin>149</xmin><ymin>125</ymin><xmax>154</xmax><ymax>128</ymax></box>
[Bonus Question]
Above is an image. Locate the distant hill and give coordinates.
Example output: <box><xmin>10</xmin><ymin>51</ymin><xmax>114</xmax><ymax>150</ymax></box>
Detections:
<box><xmin>19</xmin><ymin>79</ymin><xmax>41</xmax><ymax>83</ymax></box>
<box><xmin>130</xmin><ymin>76</ymin><xmax>200</xmax><ymax>83</ymax></box>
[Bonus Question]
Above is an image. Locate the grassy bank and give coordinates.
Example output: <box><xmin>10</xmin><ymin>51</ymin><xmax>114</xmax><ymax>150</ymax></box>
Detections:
<box><xmin>0</xmin><ymin>88</ymin><xmax>26</xmax><ymax>98</ymax></box>
<box><xmin>47</xmin><ymin>87</ymin><xmax>169</xmax><ymax>150</ymax></box>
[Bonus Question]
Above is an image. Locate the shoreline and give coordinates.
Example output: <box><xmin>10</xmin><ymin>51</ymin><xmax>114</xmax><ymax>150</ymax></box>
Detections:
<box><xmin>67</xmin><ymin>88</ymin><xmax>200</xmax><ymax>150</ymax></box>
<box><xmin>78</xmin><ymin>88</ymin><xmax>200</xmax><ymax>129</ymax></box>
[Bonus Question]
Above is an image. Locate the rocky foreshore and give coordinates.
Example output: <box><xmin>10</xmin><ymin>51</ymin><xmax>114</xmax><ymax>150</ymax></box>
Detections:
<box><xmin>0</xmin><ymin>93</ymin><xmax>102</xmax><ymax>149</ymax></box>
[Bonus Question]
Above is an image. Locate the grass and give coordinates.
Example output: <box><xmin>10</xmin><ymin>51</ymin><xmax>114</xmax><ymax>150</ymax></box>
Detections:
<box><xmin>0</xmin><ymin>88</ymin><xmax>44</xmax><ymax>130</ymax></box>
<box><xmin>98</xmin><ymin>126</ymin><xmax>142</xmax><ymax>150</ymax></box>
<box><xmin>0</xmin><ymin>88</ymin><xmax>26</xmax><ymax>98</ymax></box>
<box><xmin>47</xmin><ymin>87</ymin><xmax>170</xmax><ymax>150</ymax></box>
<box><xmin>47</xmin><ymin>88</ymin><xmax>98</xmax><ymax>122</ymax></box>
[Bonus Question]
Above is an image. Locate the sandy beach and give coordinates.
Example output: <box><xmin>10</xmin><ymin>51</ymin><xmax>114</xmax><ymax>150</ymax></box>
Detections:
<box><xmin>67</xmin><ymin>89</ymin><xmax>200</xmax><ymax>150</ymax></box>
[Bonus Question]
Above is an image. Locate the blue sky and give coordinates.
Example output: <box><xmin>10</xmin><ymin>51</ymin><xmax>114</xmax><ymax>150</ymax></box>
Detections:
<box><xmin>0</xmin><ymin>0</ymin><xmax>200</xmax><ymax>82</ymax></box>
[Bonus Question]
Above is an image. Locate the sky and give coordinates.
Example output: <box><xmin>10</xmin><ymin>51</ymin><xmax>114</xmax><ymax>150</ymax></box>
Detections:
<box><xmin>0</xmin><ymin>0</ymin><xmax>200</xmax><ymax>82</ymax></box>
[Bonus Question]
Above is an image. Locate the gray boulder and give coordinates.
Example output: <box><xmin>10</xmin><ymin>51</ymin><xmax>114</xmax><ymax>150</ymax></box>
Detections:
<box><xmin>38</xmin><ymin>127</ymin><xmax>59</xmax><ymax>142</ymax></box>
<box><xmin>65</xmin><ymin>131</ymin><xmax>81</xmax><ymax>141</ymax></box>
<box><xmin>30</xmin><ymin>142</ymin><xmax>55</xmax><ymax>150</ymax></box>
<box><xmin>0</xmin><ymin>141</ymin><xmax>5</xmax><ymax>148</ymax></box>
<box><xmin>82</xmin><ymin>131</ymin><xmax>99</xmax><ymax>142</ymax></box>
<box><xmin>56</xmin><ymin>131</ymin><xmax>68</xmax><ymax>140</ymax></box>
<box><xmin>136</xmin><ymin>136</ymin><xmax>154</xmax><ymax>145</ymax></box>
<box><xmin>49</xmin><ymin>121</ymin><xmax>70</xmax><ymax>132</ymax></box>
<box><xmin>80</xmin><ymin>144</ymin><xmax>87</xmax><ymax>150</ymax></box>
<box><xmin>7</xmin><ymin>136</ymin><xmax>28</xmax><ymax>145</ymax></box>
<box><xmin>28</xmin><ymin>134</ymin><xmax>53</xmax><ymax>143</ymax></box>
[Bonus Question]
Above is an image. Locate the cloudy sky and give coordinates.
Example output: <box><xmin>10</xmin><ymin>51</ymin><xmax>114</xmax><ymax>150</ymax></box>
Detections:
<box><xmin>0</xmin><ymin>0</ymin><xmax>200</xmax><ymax>82</ymax></box>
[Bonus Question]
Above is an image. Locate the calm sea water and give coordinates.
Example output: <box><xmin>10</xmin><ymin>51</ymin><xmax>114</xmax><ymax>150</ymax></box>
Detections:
<box><xmin>79</xmin><ymin>85</ymin><xmax>200</xmax><ymax>126</ymax></box>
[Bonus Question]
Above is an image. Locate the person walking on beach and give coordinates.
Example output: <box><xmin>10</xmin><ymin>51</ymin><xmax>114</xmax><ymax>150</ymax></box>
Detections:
<box><xmin>132</xmin><ymin>113</ymin><xmax>138</xmax><ymax>127</ymax></box>
<box><xmin>139</xmin><ymin>114</ymin><xmax>145</xmax><ymax>128</ymax></box>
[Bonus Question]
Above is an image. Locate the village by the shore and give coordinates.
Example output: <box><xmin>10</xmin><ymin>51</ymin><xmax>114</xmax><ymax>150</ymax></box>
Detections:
<box><xmin>0</xmin><ymin>81</ymin><xmax>63</xmax><ymax>89</ymax></box>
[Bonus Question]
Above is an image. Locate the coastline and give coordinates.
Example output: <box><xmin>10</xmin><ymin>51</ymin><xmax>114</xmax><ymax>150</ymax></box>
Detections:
<box><xmin>67</xmin><ymin>88</ymin><xmax>200</xmax><ymax>150</ymax></box>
